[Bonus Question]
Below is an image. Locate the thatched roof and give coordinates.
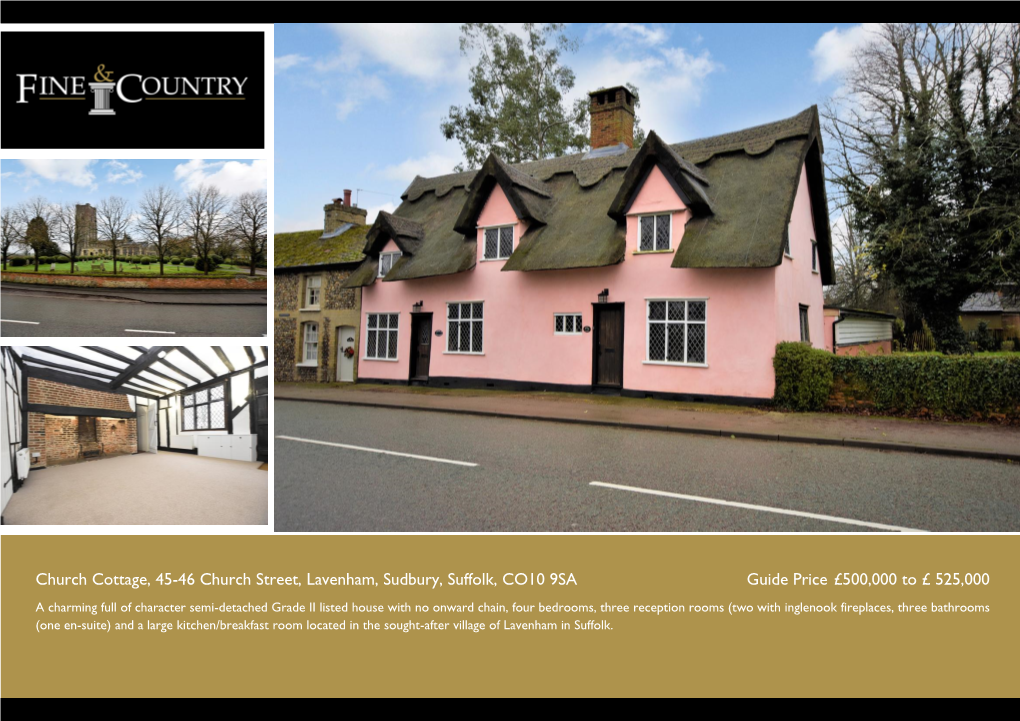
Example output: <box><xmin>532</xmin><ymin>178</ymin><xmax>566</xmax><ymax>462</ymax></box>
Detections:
<box><xmin>344</xmin><ymin>105</ymin><xmax>833</xmax><ymax>286</ymax></box>
<box><xmin>275</xmin><ymin>224</ymin><xmax>368</xmax><ymax>272</ymax></box>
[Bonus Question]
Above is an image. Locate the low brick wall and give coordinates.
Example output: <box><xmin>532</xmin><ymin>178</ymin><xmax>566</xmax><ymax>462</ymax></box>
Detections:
<box><xmin>2</xmin><ymin>271</ymin><xmax>266</xmax><ymax>291</ymax></box>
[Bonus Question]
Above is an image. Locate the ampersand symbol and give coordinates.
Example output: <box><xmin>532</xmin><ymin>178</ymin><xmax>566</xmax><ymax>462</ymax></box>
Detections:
<box><xmin>94</xmin><ymin>64</ymin><xmax>114</xmax><ymax>82</ymax></box>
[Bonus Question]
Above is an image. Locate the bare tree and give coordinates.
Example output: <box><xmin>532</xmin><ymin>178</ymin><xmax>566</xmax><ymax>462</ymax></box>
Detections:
<box><xmin>136</xmin><ymin>185</ymin><xmax>182</xmax><ymax>276</ymax></box>
<box><xmin>53</xmin><ymin>203</ymin><xmax>86</xmax><ymax>274</ymax></box>
<box><xmin>184</xmin><ymin>185</ymin><xmax>229</xmax><ymax>275</ymax></box>
<box><xmin>232</xmin><ymin>190</ymin><xmax>267</xmax><ymax>276</ymax></box>
<box><xmin>97</xmin><ymin>196</ymin><xmax>131</xmax><ymax>275</ymax></box>
<box><xmin>1</xmin><ymin>204</ymin><xmax>27</xmax><ymax>271</ymax></box>
<box><xmin>23</xmin><ymin>196</ymin><xmax>54</xmax><ymax>226</ymax></box>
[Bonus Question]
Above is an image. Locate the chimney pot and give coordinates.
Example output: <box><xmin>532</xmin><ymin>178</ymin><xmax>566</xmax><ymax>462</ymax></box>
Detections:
<box><xmin>343</xmin><ymin>189</ymin><xmax>353</xmax><ymax>207</ymax></box>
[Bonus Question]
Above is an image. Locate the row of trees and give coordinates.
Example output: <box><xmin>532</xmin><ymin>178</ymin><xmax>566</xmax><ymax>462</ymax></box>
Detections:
<box><xmin>824</xmin><ymin>22</ymin><xmax>1020</xmax><ymax>353</ymax></box>
<box><xmin>1</xmin><ymin>185</ymin><xmax>267</xmax><ymax>276</ymax></box>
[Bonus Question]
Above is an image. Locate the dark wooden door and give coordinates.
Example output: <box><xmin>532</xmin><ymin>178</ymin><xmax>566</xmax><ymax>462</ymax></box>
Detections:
<box><xmin>409</xmin><ymin>313</ymin><xmax>433</xmax><ymax>381</ymax></box>
<box><xmin>254</xmin><ymin>376</ymin><xmax>268</xmax><ymax>463</ymax></box>
<box><xmin>594</xmin><ymin>305</ymin><xmax>624</xmax><ymax>387</ymax></box>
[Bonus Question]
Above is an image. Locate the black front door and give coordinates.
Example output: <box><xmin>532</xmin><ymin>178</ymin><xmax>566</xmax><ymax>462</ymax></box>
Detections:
<box><xmin>409</xmin><ymin>313</ymin><xmax>433</xmax><ymax>381</ymax></box>
<box><xmin>593</xmin><ymin>304</ymin><xmax>625</xmax><ymax>388</ymax></box>
<box><xmin>254</xmin><ymin>376</ymin><xmax>268</xmax><ymax>463</ymax></box>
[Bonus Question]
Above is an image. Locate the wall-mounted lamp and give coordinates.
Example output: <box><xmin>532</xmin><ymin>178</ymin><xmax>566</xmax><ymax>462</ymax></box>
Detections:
<box><xmin>412</xmin><ymin>300</ymin><xmax>424</xmax><ymax>313</ymax></box>
<box><xmin>598</xmin><ymin>289</ymin><xmax>609</xmax><ymax>304</ymax></box>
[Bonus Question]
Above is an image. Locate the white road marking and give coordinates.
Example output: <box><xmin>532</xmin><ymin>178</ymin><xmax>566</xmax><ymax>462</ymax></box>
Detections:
<box><xmin>125</xmin><ymin>329</ymin><xmax>176</xmax><ymax>334</ymax></box>
<box><xmin>276</xmin><ymin>435</ymin><xmax>478</xmax><ymax>467</ymax></box>
<box><xmin>1</xmin><ymin>319</ymin><xmax>40</xmax><ymax>324</ymax></box>
<box><xmin>589</xmin><ymin>481</ymin><xmax>925</xmax><ymax>532</ymax></box>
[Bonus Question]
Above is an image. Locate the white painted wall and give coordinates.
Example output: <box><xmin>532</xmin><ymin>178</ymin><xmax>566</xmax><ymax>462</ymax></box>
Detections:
<box><xmin>164</xmin><ymin>372</ymin><xmax>259</xmax><ymax>453</ymax></box>
<box><xmin>2</xmin><ymin>352</ymin><xmax>24</xmax><ymax>514</ymax></box>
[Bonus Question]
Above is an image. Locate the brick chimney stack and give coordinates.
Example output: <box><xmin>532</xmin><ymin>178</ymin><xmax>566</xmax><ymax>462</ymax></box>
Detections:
<box><xmin>324</xmin><ymin>189</ymin><xmax>367</xmax><ymax>232</ymax></box>
<box><xmin>589</xmin><ymin>86</ymin><xmax>637</xmax><ymax>149</ymax></box>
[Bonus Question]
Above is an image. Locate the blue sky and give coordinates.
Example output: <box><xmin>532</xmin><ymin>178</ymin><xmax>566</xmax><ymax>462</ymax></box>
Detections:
<box><xmin>0</xmin><ymin>158</ymin><xmax>267</xmax><ymax>207</ymax></box>
<box><xmin>274</xmin><ymin>22</ymin><xmax>866</xmax><ymax>233</ymax></box>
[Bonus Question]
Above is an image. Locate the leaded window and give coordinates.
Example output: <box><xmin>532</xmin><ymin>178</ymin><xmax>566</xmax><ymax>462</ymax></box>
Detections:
<box><xmin>447</xmin><ymin>302</ymin><xmax>484</xmax><ymax>354</ymax></box>
<box><xmin>304</xmin><ymin>275</ymin><xmax>321</xmax><ymax>308</ymax></box>
<box><xmin>378</xmin><ymin>251</ymin><xmax>402</xmax><ymax>278</ymax></box>
<box><xmin>554</xmin><ymin>313</ymin><xmax>583</xmax><ymax>335</ymax></box>
<box><xmin>800</xmin><ymin>305</ymin><xmax>810</xmax><ymax>343</ymax></box>
<box><xmin>483</xmin><ymin>226</ymin><xmax>514</xmax><ymax>260</ymax></box>
<box><xmin>181</xmin><ymin>383</ymin><xmax>226</xmax><ymax>431</ymax></box>
<box><xmin>366</xmin><ymin>313</ymin><xmax>399</xmax><ymax>360</ymax></box>
<box><xmin>639</xmin><ymin>214</ymin><xmax>672</xmax><ymax>252</ymax></box>
<box><xmin>646</xmin><ymin>300</ymin><xmax>707</xmax><ymax>365</ymax></box>
<box><xmin>303</xmin><ymin>322</ymin><xmax>318</xmax><ymax>363</ymax></box>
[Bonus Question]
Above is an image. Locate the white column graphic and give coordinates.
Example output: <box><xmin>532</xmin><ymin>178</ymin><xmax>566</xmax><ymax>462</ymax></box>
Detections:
<box><xmin>89</xmin><ymin>82</ymin><xmax>116</xmax><ymax>115</ymax></box>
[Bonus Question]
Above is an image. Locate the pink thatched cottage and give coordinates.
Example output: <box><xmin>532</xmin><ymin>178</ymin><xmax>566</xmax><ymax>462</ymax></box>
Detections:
<box><xmin>344</xmin><ymin>87</ymin><xmax>832</xmax><ymax>404</ymax></box>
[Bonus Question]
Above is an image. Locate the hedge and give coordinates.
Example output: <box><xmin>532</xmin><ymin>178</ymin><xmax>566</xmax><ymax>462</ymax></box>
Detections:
<box><xmin>773</xmin><ymin>343</ymin><xmax>833</xmax><ymax>411</ymax></box>
<box><xmin>773</xmin><ymin>342</ymin><xmax>1020</xmax><ymax>420</ymax></box>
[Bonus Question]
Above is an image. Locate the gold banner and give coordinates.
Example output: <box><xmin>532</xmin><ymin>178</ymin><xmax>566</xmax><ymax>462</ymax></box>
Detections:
<box><xmin>2</xmin><ymin>535</ymin><xmax>1017</xmax><ymax>697</ymax></box>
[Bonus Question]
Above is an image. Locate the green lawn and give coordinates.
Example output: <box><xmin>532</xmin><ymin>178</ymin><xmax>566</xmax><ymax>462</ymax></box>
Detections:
<box><xmin>3</xmin><ymin>260</ymin><xmax>250</xmax><ymax>278</ymax></box>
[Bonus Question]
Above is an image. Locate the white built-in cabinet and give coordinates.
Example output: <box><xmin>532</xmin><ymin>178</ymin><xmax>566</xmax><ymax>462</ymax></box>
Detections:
<box><xmin>194</xmin><ymin>434</ymin><xmax>256</xmax><ymax>462</ymax></box>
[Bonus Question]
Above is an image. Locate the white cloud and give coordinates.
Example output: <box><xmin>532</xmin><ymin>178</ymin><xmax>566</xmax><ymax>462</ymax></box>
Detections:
<box><xmin>570</xmin><ymin>41</ymin><xmax>720</xmax><ymax>142</ymax></box>
<box><xmin>17</xmin><ymin>159</ymin><xmax>97</xmax><ymax>188</ymax></box>
<box><xmin>379</xmin><ymin>152</ymin><xmax>462</xmax><ymax>184</ymax></box>
<box><xmin>601</xmin><ymin>23</ymin><xmax>668</xmax><ymax>46</ymax></box>
<box><xmin>105</xmin><ymin>159</ymin><xmax>144</xmax><ymax>184</ymax></box>
<box><xmin>333</xmin><ymin>73</ymin><xmax>389</xmax><ymax>120</ymax></box>
<box><xmin>0</xmin><ymin>172</ymin><xmax>13</xmax><ymax>180</ymax></box>
<box><xmin>365</xmin><ymin>201</ymin><xmax>397</xmax><ymax>225</ymax></box>
<box><xmin>810</xmin><ymin>24</ymin><xmax>882</xmax><ymax>83</ymax></box>
<box><xmin>174</xmin><ymin>159</ymin><xmax>267</xmax><ymax>195</ymax></box>
<box><xmin>275</xmin><ymin>54</ymin><xmax>308</xmax><ymax>74</ymax></box>
<box><xmin>323</xmin><ymin>23</ymin><xmax>466</xmax><ymax>83</ymax></box>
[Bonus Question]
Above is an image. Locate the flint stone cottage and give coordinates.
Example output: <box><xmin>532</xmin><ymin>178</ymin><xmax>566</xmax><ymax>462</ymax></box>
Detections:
<box><xmin>274</xmin><ymin>191</ymin><xmax>367</xmax><ymax>384</ymax></box>
<box><xmin>344</xmin><ymin>87</ymin><xmax>833</xmax><ymax>403</ymax></box>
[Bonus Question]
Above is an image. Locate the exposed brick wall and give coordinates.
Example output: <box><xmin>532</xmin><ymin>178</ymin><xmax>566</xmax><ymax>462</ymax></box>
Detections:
<box><xmin>29</xmin><ymin>377</ymin><xmax>132</xmax><ymax>410</ymax></box>
<box><xmin>323</xmin><ymin>269</ymin><xmax>357</xmax><ymax>310</ymax></box>
<box><xmin>27</xmin><ymin>378</ymin><xmax>137</xmax><ymax>467</ymax></box>
<box><xmin>2</xmin><ymin>272</ymin><xmax>266</xmax><ymax>291</ymax></box>
<box><xmin>29</xmin><ymin>413</ymin><xmax>137</xmax><ymax>467</ymax></box>
<box><xmin>590</xmin><ymin>88</ymin><xmax>635</xmax><ymax>149</ymax></box>
<box><xmin>275</xmin><ymin>273</ymin><xmax>299</xmax><ymax>311</ymax></box>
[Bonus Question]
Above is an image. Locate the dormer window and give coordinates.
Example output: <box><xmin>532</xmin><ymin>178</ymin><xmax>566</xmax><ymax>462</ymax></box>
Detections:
<box><xmin>378</xmin><ymin>251</ymin><xmax>402</xmax><ymax>278</ymax></box>
<box><xmin>639</xmin><ymin>214</ymin><xmax>672</xmax><ymax>252</ymax></box>
<box><xmin>482</xmin><ymin>225</ymin><xmax>514</xmax><ymax>260</ymax></box>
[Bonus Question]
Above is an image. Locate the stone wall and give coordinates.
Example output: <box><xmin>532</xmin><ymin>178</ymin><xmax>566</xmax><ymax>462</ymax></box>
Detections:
<box><xmin>323</xmin><ymin>269</ymin><xmax>357</xmax><ymax>310</ymax></box>
<box><xmin>274</xmin><ymin>316</ymin><xmax>297</xmax><ymax>382</ymax></box>
<box><xmin>2</xmin><ymin>272</ymin><xmax>266</xmax><ymax>291</ymax></box>
<box><xmin>275</xmin><ymin>273</ymin><xmax>299</xmax><ymax>311</ymax></box>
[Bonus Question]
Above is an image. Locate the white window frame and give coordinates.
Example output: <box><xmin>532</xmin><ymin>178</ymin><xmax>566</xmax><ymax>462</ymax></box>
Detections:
<box><xmin>784</xmin><ymin>225</ymin><xmax>793</xmax><ymax>258</ymax></box>
<box><xmin>554</xmin><ymin>313</ymin><xmax>584</xmax><ymax>336</ymax></box>
<box><xmin>445</xmin><ymin>301</ymin><xmax>485</xmax><ymax>355</ymax></box>
<box><xmin>378</xmin><ymin>251</ymin><xmax>402</xmax><ymax>278</ymax></box>
<box><xmin>364</xmin><ymin>313</ymin><xmax>400</xmax><ymax>361</ymax></box>
<box><xmin>480</xmin><ymin>224</ymin><xmax>515</xmax><ymax>261</ymax></box>
<box><xmin>637</xmin><ymin>213</ymin><xmax>673</xmax><ymax>252</ymax></box>
<box><xmin>644</xmin><ymin>298</ymin><xmax>708</xmax><ymax>368</ymax></box>
<box><xmin>298</xmin><ymin>322</ymin><xmax>319</xmax><ymax>366</ymax></box>
<box><xmin>811</xmin><ymin>241</ymin><xmax>819</xmax><ymax>273</ymax></box>
<box><xmin>303</xmin><ymin>275</ymin><xmax>321</xmax><ymax>309</ymax></box>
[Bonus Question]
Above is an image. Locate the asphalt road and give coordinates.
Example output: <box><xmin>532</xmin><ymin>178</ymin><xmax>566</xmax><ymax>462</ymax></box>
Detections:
<box><xmin>1</xmin><ymin>291</ymin><xmax>267</xmax><ymax>337</ymax></box>
<box><xmin>274</xmin><ymin>401</ymin><xmax>1020</xmax><ymax>532</ymax></box>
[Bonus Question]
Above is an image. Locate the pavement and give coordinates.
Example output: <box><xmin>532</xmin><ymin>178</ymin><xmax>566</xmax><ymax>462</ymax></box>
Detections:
<box><xmin>1</xmin><ymin>283</ymin><xmax>267</xmax><ymax>305</ymax></box>
<box><xmin>274</xmin><ymin>400</ymin><xmax>1020</xmax><ymax>532</ymax></box>
<box><xmin>274</xmin><ymin>383</ymin><xmax>1020</xmax><ymax>462</ymax></box>
<box><xmin>1</xmin><ymin>289</ymin><xmax>267</xmax><ymax>337</ymax></box>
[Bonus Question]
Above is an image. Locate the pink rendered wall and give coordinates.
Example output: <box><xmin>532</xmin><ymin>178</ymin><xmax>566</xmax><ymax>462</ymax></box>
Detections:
<box><xmin>360</xmin><ymin>165</ymin><xmax>785</xmax><ymax>399</ymax></box>
<box><xmin>774</xmin><ymin>163</ymin><xmax>825</xmax><ymax>348</ymax></box>
<box><xmin>823</xmin><ymin>311</ymin><xmax>838</xmax><ymax>352</ymax></box>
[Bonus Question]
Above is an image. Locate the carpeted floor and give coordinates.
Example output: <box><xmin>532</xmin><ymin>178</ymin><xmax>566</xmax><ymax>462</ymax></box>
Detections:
<box><xmin>3</xmin><ymin>452</ymin><xmax>268</xmax><ymax>525</ymax></box>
